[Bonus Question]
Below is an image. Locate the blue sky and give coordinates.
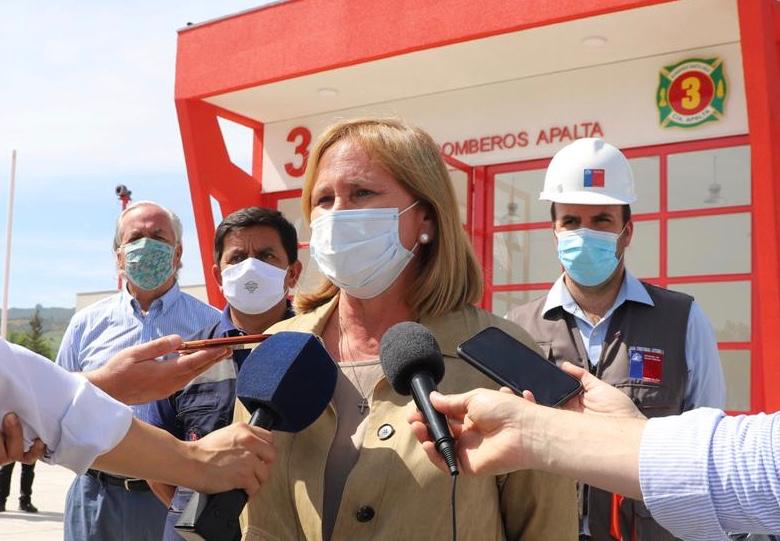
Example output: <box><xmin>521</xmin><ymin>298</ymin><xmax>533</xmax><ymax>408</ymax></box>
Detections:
<box><xmin>0</xmin><ymin>1</ymin><xmax>267</xmax><ymax>308</ymax></box>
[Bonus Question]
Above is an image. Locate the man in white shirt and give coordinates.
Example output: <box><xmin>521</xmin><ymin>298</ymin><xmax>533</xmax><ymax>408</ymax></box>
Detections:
<box><xmin>0</xmin><ymin>337</ymin><xmax>274</xmax><ymax>496</ymax></box>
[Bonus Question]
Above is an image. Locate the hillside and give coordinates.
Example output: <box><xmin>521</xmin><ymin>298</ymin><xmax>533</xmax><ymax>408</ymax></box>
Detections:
<box><xmin>7</xmin><ymin>306</ymin><xmax>75</xmax><ymax>357</ymax></box>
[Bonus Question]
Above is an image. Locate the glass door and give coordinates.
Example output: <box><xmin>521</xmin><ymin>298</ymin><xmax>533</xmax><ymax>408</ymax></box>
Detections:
<box><xmin>482</xmin><ymin>135</ymin><xmax>753</xmax><ymax>412</ymax></box>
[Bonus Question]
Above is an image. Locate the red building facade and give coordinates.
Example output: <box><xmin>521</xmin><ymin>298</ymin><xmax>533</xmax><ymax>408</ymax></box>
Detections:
<box><xmin>174</xmin><ymin>0</ymin><xmax>780</xmax><ymax>413</ymax></box>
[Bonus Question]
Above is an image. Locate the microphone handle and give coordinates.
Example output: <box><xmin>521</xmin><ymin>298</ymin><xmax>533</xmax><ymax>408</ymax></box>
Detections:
<box><xmin>409</xmin><ymin>372</ymin><xmax>459</xmax><ymax>475</ymax></box>
<box><xmin>249</xmin><ymin>407</ymin><xmax>276</xmax><ymax>429</ymax></box>
<box><xmin>174</xmin><ymin>406</ymin><xmax>277</xmax><ymax>541</ymax></box>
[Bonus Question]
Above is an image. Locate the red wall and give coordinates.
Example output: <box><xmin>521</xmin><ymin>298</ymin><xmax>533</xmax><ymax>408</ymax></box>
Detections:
<box><xmin>175</xmin><ymin>0</ymin><xmax>780</xmax><ymax>412</ymax></box>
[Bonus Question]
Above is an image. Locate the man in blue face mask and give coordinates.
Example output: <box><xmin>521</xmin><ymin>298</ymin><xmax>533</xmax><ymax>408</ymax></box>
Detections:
<box><xmin>56</xmin><ymin>201</ymin><xmax>221</xmax><ymax>541</ymax></box>
<box><xmin>508</xmin><ymin>138</ymin><xmax>726</xmax><ymax>541</ymax></box>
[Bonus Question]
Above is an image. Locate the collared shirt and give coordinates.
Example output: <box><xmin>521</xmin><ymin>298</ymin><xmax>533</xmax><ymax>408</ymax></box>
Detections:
<box><xmin>148</xmin><ymin>301</ymin><xmax>296</xmax><ymax>440</ymax></box>
<box><xmin>148</xmin><ymin>305</ymin><xmax>247</xmax><ymax>441</ymax></box>
<box><xmin>153</xmin><ymin>302</ymin><xmax>295</xmax><ymax>541</ymax></box>
<box><xmin>640</xmin><ymin>408</ymin><xmax>780</xmax><ymax>540</ymax></box>
<box><xmin>236</xmin><ymin>295</ymin><xmax>577</xmax><ymax>541</ymax></box>
<box><xmin>216</xmin><ymin>304</ymin><xmax>250</xmax><ymax>369</ymax></box>
<box><xmin>0</xmin><ymin>339</ymin><xmax>132</xmax><ymax>474</ymax></box>
<box><xmin>55</xmin><ymin>283</ymin><xmax>220</xmax><ymax>423</ymax></box>
<box><xmin>216</xmin><ymin>302</ymin><xmax>296</xmax><ymax>371</ymax></box>
<box><xmin>542</xmin><ymin>272</ymin><xmax>726</xmax><ymax>409</ymax></box>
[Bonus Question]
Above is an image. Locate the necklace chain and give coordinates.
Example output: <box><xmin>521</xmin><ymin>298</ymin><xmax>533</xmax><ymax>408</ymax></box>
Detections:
<box><xmin>337</xmin><ymin>316</ymin><xmax>372</xmax><ymax>415</ymax></box>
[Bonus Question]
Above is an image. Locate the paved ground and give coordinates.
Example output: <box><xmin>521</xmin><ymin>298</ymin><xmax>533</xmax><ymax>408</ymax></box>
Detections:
<box><xmin>0</xmin><ymin>461</ymin><xmax>72</xmax><ymax>540</ymax></box>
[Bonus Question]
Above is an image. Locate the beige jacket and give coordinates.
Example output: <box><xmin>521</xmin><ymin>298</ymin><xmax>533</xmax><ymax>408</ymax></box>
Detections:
<box><xmin>236</xmin><ymin>296</ymin><xmax>577</xmax><ymax>540</ymax></box>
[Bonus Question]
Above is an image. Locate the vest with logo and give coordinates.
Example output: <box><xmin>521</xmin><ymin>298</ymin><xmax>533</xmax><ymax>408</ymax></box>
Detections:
<box><xmin>510</xmin><ymin>281</ymin><xmax>693</xmax><ymax>541</ymax></box>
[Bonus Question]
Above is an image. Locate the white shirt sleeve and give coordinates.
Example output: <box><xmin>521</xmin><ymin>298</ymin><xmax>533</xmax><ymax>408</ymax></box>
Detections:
<box><xmin>683</xmin><ymin>301</ymin><xmax>726</xmax><ymax>409</ymax></box>
<box><xmin>639</xmin><ymin>408</ymin><xmax>780</xmax><ymax>540</ymax></box>
<box><xmin>0</xmin><ymin>339</ymin><xmax>132</xmax><ymax>474</ymax></box>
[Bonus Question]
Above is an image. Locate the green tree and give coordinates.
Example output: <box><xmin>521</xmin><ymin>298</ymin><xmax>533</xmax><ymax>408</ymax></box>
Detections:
<box><xmin>8</xmin><ymin>305</ymin><xmax>53</xmax><ymax>360</ymax></box>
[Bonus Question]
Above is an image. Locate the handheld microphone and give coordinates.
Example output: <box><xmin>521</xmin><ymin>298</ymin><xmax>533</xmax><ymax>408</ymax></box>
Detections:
<box><xmin>175</xmin><ymin>331</ymin><xmax>337</xmax><ymax>541</ymax></box>
<box><xmin>380</xmin><ymin>322</ymin><xmax>458</xmax><ymax>476</ymax></box>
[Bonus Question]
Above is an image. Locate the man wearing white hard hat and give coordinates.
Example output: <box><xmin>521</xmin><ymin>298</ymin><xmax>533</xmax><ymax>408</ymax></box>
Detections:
<box><xmin>508</xmin><ymin>138</ymin><xmax>726</xmax><ymax>541</ymax></box>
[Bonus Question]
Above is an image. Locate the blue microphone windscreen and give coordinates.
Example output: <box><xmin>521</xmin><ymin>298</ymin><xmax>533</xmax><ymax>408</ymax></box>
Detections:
<box><xmin>236</xmin><ymin>331</ymin><xmax>337</xmax><ymax>432</ymax></box>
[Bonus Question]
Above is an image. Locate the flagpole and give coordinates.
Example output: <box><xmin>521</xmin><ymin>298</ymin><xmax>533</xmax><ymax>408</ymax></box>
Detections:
<box><xmin>1</xmin><ymin>150</ymin><xmax>17</xmax><ymax>339</ymax></box>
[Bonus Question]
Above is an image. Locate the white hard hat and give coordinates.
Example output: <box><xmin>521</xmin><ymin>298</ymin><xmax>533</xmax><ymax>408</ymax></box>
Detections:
<box><xmin>539</xmin><ymin>138</ymin><xmax>636</xmax><ymax>205</ymax></box>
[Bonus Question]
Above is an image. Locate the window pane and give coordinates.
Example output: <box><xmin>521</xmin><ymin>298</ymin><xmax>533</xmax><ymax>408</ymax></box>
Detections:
<box><xmin>720</xmin><ymin>350</ymin><xmax>750</xmax><ymax>412</ymax></box>
<box><xmin>625</xmin><ymin>220</ymin><xmax>659</xmax><ymax>279</ymax></box>
<box><xmin>277</xmin><ymin>197</ymin><xmax>309</xmax><ymax>243</ymax></box>
<box><xmin>494</xmin><ymin>170</ymin><xmax>549</xmax><ymax>225</ymax></box>
<box><xmin>210</xmin><ymin>196</ymin><xmax>223</xmax><ymax>229</ymax></box>
<box><xmin>668</xmin><ymin>213</ymin><xmax>751</xmax><ymax>276</ymax></box>
<box><xmin>668</xmin><ymin>146</ymin><xmax>750</xmax><ymax>211</ymax></box>
<box><xmin>493</xmin><ymin>290</ymin><xmax>550</xmax><ymax>319</ymax></box>
<box><xmin>296</xmin><ymin>247</ymin><xmax>325</xmax><ymax>294</ymax></box>
<box><xmin>629</xmin><ymin>157</ymin><xmax>660</xmax><ymax>214</ymax></box>
<box><xmin>448</xmin><ymin>167</ymin><xmax>469</xmax><ymax>226</ymax></box>
<box><xmin>670</xmin><ymin>281</ymin><xmax>750</xmax><ymax>341</ymax></box>
<box><xmin>492</xmin><ymin>229</ymin><xmax>560</xmax><ymax>285</ymax></box>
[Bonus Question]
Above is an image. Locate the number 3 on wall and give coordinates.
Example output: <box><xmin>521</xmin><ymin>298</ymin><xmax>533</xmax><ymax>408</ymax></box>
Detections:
<box><xmin>284</xmin><ymin>126</ymin><xmax>312</xmax><ymax>178</ymax></box>
<box><xmin>680</xmin><ymin>76</ymin><xmax>701</xmax><ymax>110</ymax></box>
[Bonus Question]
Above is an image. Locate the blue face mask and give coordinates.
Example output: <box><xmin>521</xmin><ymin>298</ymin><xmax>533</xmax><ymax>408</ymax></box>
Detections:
<box><xmin>555</xmin><ymin>227</ymin><xmax>625</xmax><ymax>287</ymax></box>
<box><xmin>122</xmin><ymin>237</ymin><xmax>175</xmax><ymax>291</ymax></box>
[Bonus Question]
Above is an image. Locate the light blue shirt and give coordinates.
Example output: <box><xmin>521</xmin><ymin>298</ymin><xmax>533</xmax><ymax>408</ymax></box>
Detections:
<box><xmin>56</xmin><ymin>282</ymin><xmax>220</xmax><ymax>423</ymax></box>
<box><xmin>640</xmin><ymin>408</ymin><xmax>780</xmax><ymax>540</ymax></box>
<box><xmin>542</xmin><ymin>272</ymin><xmax>726</xmax><ymax>409</ymax></box>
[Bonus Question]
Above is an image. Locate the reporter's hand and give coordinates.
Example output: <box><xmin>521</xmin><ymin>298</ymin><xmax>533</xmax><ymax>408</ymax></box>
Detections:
<box><xmin>185</xmin><ymin>423</ymin><xmax>276</xmax><ymax>496</ymax></box>
<box><xmin>86</xmin><ymin>335</ymin><xmax>230</xmax><ymax>404</ymax></box>
<box><xmin>558</xmin><ymin>362</ymin><xmax>645</xmax><ymax>419</ymax></box>
<box><xmin>1</xmin><ymin>413</ymin><xmax>45</xmax><ymax>466</ymax></box>
<box><xmin>409</xmin><ymin>388</ymin><xmax>536</xmax><ymax>476</ymax></box>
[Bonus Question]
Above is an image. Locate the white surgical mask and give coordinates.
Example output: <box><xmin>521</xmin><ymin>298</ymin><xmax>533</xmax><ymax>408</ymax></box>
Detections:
<box><xmin>309</xmin><ymin>201</ymin><xmax>419</xmax><ymax>299</ymax></box>
<box><xmin>221</xmin><ymin>257</ymin><xmax>288</xmax><ymax>315</ymax></box>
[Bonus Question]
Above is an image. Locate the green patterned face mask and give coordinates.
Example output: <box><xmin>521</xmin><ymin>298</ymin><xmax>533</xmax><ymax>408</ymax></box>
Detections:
<box><xmin>122</xmin><ymin>237</ymin><xmax>175</xmax><ymax>291</ymax></box>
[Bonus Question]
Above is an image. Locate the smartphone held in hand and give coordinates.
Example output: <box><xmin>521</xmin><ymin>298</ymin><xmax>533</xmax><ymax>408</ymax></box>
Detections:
<box><xmin>178</xmin><ymin>334</ymin><xmax>269</xmax><ymax>353</ymax></box>
<box><xmin>457</xmin><ymin>327</ymin><xmax>583</xmax><ymax>407</ymax></box>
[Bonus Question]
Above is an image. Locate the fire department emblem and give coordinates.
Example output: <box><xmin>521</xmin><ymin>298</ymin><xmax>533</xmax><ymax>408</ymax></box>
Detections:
<box><xmin>657</xmin><ymin>57</ymin><xmax>727</xmax><ymax>128</ymax></box>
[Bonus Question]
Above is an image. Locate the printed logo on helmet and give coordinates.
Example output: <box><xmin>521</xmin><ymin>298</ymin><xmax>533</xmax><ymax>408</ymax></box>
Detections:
<box><xmin>583</xmin><ymin>169</ymin><xmax>605</xmax><ymax>188</ymax></box>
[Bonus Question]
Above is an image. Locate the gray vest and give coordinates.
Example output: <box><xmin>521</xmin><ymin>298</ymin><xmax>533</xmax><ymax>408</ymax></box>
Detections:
<box><xmin>509</xmin><ymin>281</ymin><xmax>693</xmax><ymax>541</ymax></box>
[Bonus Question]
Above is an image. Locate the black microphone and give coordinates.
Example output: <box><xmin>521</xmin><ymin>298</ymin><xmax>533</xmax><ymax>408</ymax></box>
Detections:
<box><xmin>380</xmin><ymin>322</ymin><xmax>458</xmax><ymax>476</ymax></box>
<box><xmin>175</xmin><ymin>331</ymin><xmax>338</xmax><ymax>541</ymax></box>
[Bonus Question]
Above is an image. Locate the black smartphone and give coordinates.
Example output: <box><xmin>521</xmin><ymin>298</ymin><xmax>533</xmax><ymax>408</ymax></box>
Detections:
<box><xmin>456</xmin><ymin>326</ymin><xmax>583</xmax><ymax>407</ymax></box>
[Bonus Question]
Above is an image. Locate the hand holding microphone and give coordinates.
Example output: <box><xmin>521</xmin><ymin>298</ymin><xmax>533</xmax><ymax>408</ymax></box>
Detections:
<box><xmin>181</xmin><ymin>423</ymin><xmax>276</xmax><ymax>496</ymax></box>
<box><xmin>175</xmin><ymin>331</ymin><xmax>337</xmax><ymax>541</ymax></box>
<box><xmin>380</xmin><ymin>322</ymin><xmax>459</xmax><ymax>476</ymax></box>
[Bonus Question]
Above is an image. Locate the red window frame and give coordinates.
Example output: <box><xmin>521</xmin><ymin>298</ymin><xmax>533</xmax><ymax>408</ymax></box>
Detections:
<box><xmin>478</xmin><ymin>134</ymin><xmax>752</xmax><ymax>410</ymax></box>
<box><xmin>262</xmin><ymin>135</ymin><xmax>754</xmax><ymax>412</ymax></box>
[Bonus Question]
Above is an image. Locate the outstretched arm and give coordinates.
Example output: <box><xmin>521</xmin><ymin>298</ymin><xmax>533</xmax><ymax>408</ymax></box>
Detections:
<box><xmin>0</xmin><ymin>413</ymin><xmax>45</xmax><ymax>466</ymax></box>
<box><xmin>1</xmin><ymin>410</ymin><xmax>274</xmax><ymax>496</ymax></box>
<box><xmin>85</xmin><ymin>335</ymin><xmax>229</xmax><ymax>404</ymax></box>
<box><xmin>411</xmin><ymin>359</ymin><xmax>780</xmax><ymax>541</ymax></box>
<box><xmin>93</xmin><ymin>419</ymin><xmax>275</xmax><ymax>495</ymax></box>
<box><xmin>409</xmin><ymin>362</ymin><xmax>647</xmax><ymax>498</ymax></box>
<box><xmin>410</xmin><ymin>386</ymin><xmax>646</xmax><ymax>499</ymax></box>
